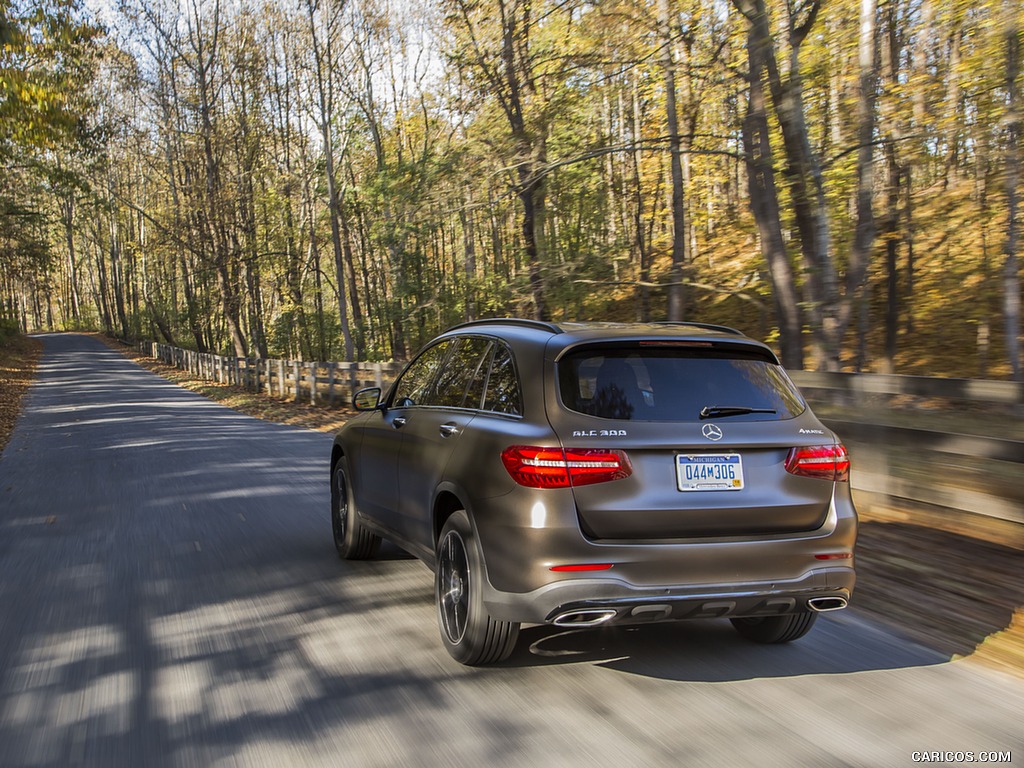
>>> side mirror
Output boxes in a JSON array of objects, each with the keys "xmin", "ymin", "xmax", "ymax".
[{"xmin": 353, "ymin": 387, "xmax": 383, "ymax": 411}]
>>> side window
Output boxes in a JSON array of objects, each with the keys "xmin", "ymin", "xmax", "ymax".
[
  {"xmin": 431, "ymin": 337, "xmax": 493, "ymax": 408},
  {"xmin": 483, "ymin": 343, "xmax": 522, "ymax": 416},
  {"xmin": 391, "ymin": 341, "xmax": 451, "ymax": 407},
  {"xmin": 464, "ymin": 344, "xmax": 493, "ymax": 410}
]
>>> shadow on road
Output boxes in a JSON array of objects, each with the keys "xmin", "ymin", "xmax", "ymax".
[{"xmin": 503, "ymin": 611, "xmax": 947, "ymax": 680}]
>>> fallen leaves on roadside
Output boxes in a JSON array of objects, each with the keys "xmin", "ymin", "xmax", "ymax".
[{"xmin": 0, "ymin": 334, "xmax": 43, "ymax": 454}]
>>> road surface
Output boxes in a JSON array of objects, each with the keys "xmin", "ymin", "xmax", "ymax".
[{"xmin": 0, "ymin": 334, "xmax": 1020, "ymax": 767}]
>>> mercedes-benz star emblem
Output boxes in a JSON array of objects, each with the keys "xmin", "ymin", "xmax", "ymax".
[{"xmin": 702, "ymin": 423, "xmax": 724, "ymax": 441}]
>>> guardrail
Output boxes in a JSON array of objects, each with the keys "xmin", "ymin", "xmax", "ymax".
[
  {"xmin": 139, "ymin": 341, "xmax": 1022, "ymax": 527},
  {"xmin": 789, "ymin": 371, "xmax": 1023, "ymax": 527},
  {"xmin": 789, "ymin": 370, "xmax": 1024, "ymax": 408}
]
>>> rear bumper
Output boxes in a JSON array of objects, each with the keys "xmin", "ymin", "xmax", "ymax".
[
  {"xmin": 466, "ymin": 471, "xmax": 857, "ymax": 625},
  {"xmin": 472, "ymin": 478, "xmax": 857, "ymax": 593},
  {"xmin": 482, "ymin": 565, "xmax": 855, "ymax": 625}
]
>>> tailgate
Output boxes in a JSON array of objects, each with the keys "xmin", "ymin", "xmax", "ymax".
[{"xmin": 555, "ymin": 421, "xmax": 835, "ymax": 540}]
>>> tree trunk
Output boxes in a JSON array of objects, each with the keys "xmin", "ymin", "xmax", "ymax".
[
  {"xmin": 503, "ymin": 0, "xmax": 547, "ymax": 322},
  {"xmin": 631, "ymin": 73, "xmax": 653, "ymax": 322},
  {"xmin": 147, "ymin": 298, "xmax": 178, "ymax": 346},
  {"xmin": 93, "ymin": 231, "xmax": 113, "ymax": 333},
  {"xmin": 1003, "ymin": 26, "xmax": 1022, "ymax": 381},
  {"xmin": 660, "ymin": 0, "xmax": 688, "ymax": 321},
  {"xmin": 883, "ymin": 153, "xmax": 901, "ymax": 372},
  {"xmin": 339, "ymin": 204, "xmax": 365, "ymax": 358},
  {"xmin": 835, "ymin": 0, "xmax": 879, "ymax": 345},
  {"xmin": 517, "ymin": 161, "xmax": 547, "ymax": 321},
  {"xmin": 325, "ymin": 151, "xmax": 354, "ymax": 361},
  {"xmin": 880, "ymin": 0, "xmax": 903, "ymax": 373},
  {"xmin": 460, "ymin": 205, "xmax": 477, "ymax": 320},
  {"xmin": 740, "ymin": 8, "xmax": 803, "ymax": 369},
  {"xmin": 108, "ymin": 210, "xmax": 130, "ymax": 340},
  {"xmin": 60, "ymin": 194, "xmax": 81, "ymax": 322}
]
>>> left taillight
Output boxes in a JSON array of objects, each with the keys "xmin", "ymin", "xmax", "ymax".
[
  {"xmin": 785, "ymin": 444, "xmax": 850, "ymax": 482},
  {"xmin": 501, "ymin": 445, "xmax": 632, "ymax": 488}
]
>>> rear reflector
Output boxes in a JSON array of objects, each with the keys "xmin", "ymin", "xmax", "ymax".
[
  {"xmin": 550, "ymin": 563, "xmax": 615, "ymax": 572},
  {"xmin": 814, "ymin": 553, "xmax": 852, "ymax": 560},
  {"xmin": 501, "ymin": 446, "xmax": 632, "ymax": 488},
  {"xmin": 785, "ymin": 444, "xmax": 850, "ymax": 482}
]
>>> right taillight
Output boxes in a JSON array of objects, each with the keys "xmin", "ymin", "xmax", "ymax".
[
  {"xmin": 501, "ymin": 445, "xmax": 632, "ymax": 488},
  {"xmin": 785, "ymin": 444, "xmax": 850, "ymax": 482}
]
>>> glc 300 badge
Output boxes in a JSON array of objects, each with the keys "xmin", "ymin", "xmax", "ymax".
[{"xmin": 702, "ymin": 423, "xmax": 723, "ymax": 441}]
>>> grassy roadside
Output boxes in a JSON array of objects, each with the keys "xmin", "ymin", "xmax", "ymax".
[{"xmin": 7, "ymin": 333, "xmax": 1023, "ymax": 677}]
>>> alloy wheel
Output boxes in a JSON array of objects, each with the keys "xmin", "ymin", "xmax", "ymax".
[{"xmin": 438, "ymin": 530, "xmax": 470, "ymax": 644}]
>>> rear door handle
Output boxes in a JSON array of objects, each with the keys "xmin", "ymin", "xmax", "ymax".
[
  {"xmin": 439, "ymin": 422, "xmax": 459, "ymax": 438},
  {"xmin": 392, "ymin": 417, "xmax": 407, "ymax": 429}
]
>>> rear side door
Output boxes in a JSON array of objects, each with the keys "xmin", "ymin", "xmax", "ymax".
[
  {"xmin": 395, "ymin": 336, "xmax": 494, "ymax": 551},
  {"xmin": 548, "ymin": 344, "xmax": 838, "ymax": 540}
]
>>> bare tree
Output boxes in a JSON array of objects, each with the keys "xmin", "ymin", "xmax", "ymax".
[
  {"xmin": 445, "ymin": 0, "xmax": 550, "ymax": 320},
  {"xmin": 305, "ymin": 0, "xmax": 356, "ymax": 360}
]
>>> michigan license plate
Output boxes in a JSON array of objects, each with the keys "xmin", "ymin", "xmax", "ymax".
[{"xmin": 676, "ymin": 454, "xmax": 744, "ymax": 491}]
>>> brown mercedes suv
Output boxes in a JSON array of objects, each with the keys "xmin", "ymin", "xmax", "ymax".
[{"xmin": 330, "ymin": 319, "xmax": 856, "ymax": 664}]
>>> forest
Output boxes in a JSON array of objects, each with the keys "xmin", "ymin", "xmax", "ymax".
[{"xmin": 1, "ymin": 0, "xmax": 1021, "ymax": 378}]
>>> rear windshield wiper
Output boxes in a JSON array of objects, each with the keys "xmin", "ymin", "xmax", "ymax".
[{"xmin": 699, "ymin": 405, "xmax": 778, "ymax": 420}]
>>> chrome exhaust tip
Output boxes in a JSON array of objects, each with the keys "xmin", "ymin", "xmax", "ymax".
[
  {"xmin": 551, "ymin": 609, "xmax": 618, "ymax": 627},
  {"xmin": 808, "ymin": 596, "xmax": 848, "ymax": 612}
]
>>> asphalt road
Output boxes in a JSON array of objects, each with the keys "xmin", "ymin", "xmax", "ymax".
[{"xmin": 0, "ymin": 333, "xmax": 1020, "ymax": 768}]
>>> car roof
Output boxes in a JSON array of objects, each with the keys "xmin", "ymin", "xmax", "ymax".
[
  {"xmin": 440, "ymin": 318, "xmax": 780, "ymax": 363},
  {"xmin": 445, "ymin": 318, "xmax": 744, "ymax": 336}
]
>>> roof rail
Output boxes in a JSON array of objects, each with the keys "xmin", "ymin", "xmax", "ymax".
[
  {"xmin": 445, "ymin": 317, "xmax": 563, "ymax": 334},
  {"xmin": 651, "ymin": 321, "xmax": 745, "ymax": 336}
]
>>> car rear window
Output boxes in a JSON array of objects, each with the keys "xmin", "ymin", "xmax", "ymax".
[{"xmin": 558, "ymin": 347, "xmax": 805, "ymax": 421}]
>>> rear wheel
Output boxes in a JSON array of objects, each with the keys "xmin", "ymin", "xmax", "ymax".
[
  {"xmin": 730, "ymin": 612, "xmax": 818, "ymax": 644},
  {"xmin": 436, "ymin": 510, "xmax": 519, "ymax": 665},
  {"xmin": 331, "ymin": 461, "xmax": 380, "ymax": 560}
]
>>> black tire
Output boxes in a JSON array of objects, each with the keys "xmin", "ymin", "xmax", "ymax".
[
  {"xmin": 331, "ymin": 460, "xmax": 381, "ymax": 560},
  {"xmin": 435, "ymin": 510, "xmax": 520, "ymax": 665},
  {"xmin": 730, "ymin": 612, "xmax": 818, "ymax": 644}
]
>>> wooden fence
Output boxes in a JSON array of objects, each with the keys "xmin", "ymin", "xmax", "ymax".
[{"xmin": 143, "ymin": 342, "xmax": 403, "ymax": 406}]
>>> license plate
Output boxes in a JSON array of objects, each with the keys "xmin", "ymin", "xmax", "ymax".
[{"xmin": 676, "ymin": 454, "xmax": 744, "ymax": 491}]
